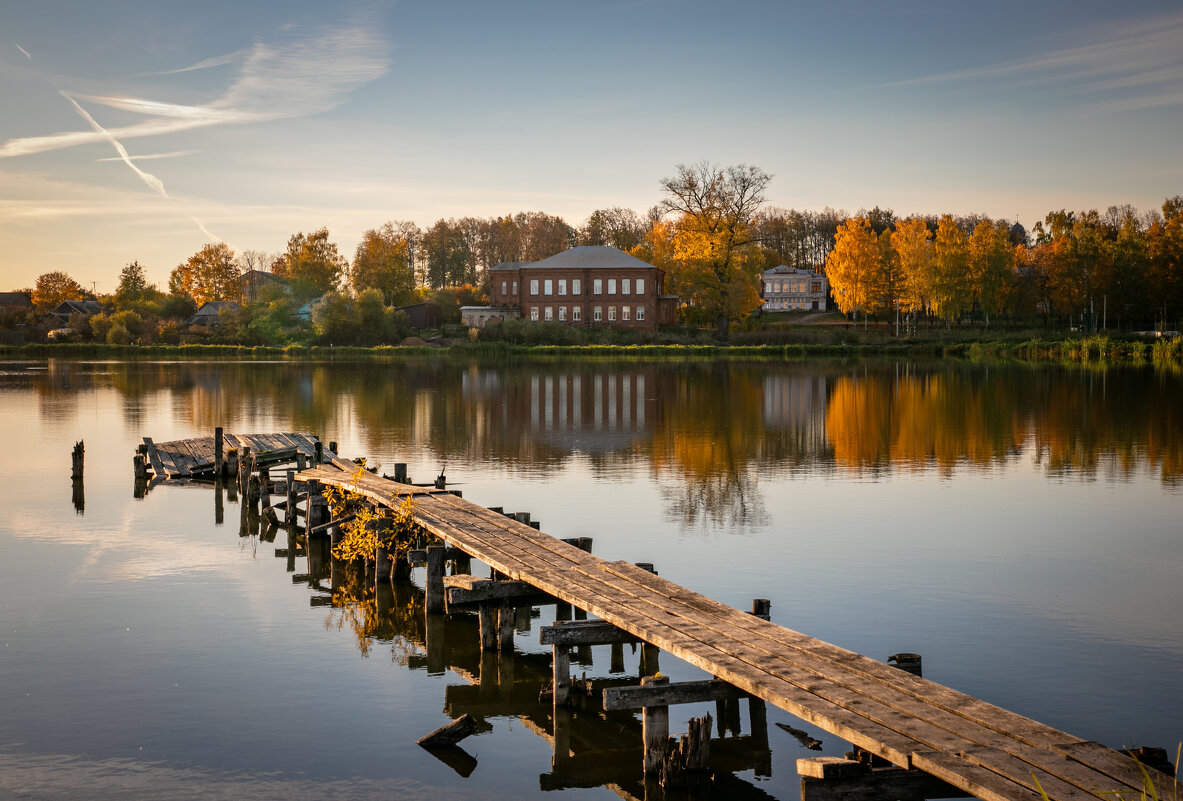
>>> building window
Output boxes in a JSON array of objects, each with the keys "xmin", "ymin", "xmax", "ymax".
[
  {"xmin": 636, "ymin": 278, "xmax": 645, "ymax": 295},
  {"xmin": 608, "ymin": 278, "xmax": 617, "ymax": 295},
  {"xmin": 572, "ymin": 279, "xmax": 581, "ymax": 295},
  {"xmin": 608, "ymin": 306, "xmax": 616, "ymax": 321},
  {"xmin": 572, "ymin": 306, "xmax": 581, "ymax": 322},
  {"xmin": 558, "ymin": 306, "xmax": 567, "ymax": 321},
  {"xmin": 544, "ymin": 306, "xmax": 553, "ymax": 321},
  {"xmin": 593, "ymin": 306, "xmax": 602, "ymax": 322},
  {"xmin": 811, "ymin": 281, "xmax": 822, "ymax": 294},
  {"xmin": 544, "ymin": 279, "xmax": 553, "ymax": 295},
  {"xmin": 512, "ymin": 280, "xmax": 517, "ymax": 295},
  {"xmin": 593, "ymin": 278, "xmax": 602, "ymax": 295},
  {"xmin": 622, "ymin": 305, "xmax": 631, "ymax": 321},
  {"xmin": 530, "ymin": 306, "xmax": 539, "ymax": 321},
  {"xmin": 530, "ymin": 280, "xmax": 539, "ymax": 296},
  {"xmin": 636, "ymin": 305, "xmax": 645, "ymax": 321},
  {"xmin": 501, "ymin": 280, "xmax": 507, "ymax": 296},
  {"xmin": 622, "ymin": 278, "xmax": 631, "ymax": 295},
  {"xmin": 558, "ymin": 279, "xmax": 566, "ymax": 295}
]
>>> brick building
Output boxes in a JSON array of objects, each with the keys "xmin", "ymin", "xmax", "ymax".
[{"xmin": 485, "ymin": 246, "xmax": 678, "ymax": 330}]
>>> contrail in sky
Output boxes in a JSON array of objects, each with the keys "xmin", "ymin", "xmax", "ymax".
[
  {"xmin": 60, "ymin": 91, "xmax": 169, "ymax": 197},
  {"xmin": 14, "ymin": 42, "xmax": 32, "ymax": 61},
  {"xmin": 60, "ymin": 92, "xmax": 222, "ymax": 243}
]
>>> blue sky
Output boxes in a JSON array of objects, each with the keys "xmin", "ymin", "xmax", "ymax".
[{"xmin": 2, "ymin": 0, "xmax": 1181, "ymax": 291}]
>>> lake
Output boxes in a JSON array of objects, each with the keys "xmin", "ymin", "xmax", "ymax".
[{"xmin": 1, "ymin": 355, "xmax": 1180, "ymax": 800}]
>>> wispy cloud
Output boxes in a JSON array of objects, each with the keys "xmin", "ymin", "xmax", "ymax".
[
  {"xmin": 14, "ymin": 41, "xmax": 32, "ymax": 61},
  {"xmin": 0, "ymin": 23, "xmax": 390, "ymax": 159},
  {"xmin": 883, "ymin": 9, "xmax": 1183, "ymax": 110},
  {"xmin": 97, "ymin": 150, "xmax": 198, "ymax": 163},
  {"xmin": 150, "ymin": 50, "xmax": 244, "ymax": 75}
]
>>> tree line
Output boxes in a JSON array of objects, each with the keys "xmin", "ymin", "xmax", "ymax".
[
  {"xmin": 7, "ymin": 162, "xmax": 1182, "ymax": 344},
  {"xmin": 824, "ymin": 201, "xmax": 1183, "ymax": 331}
]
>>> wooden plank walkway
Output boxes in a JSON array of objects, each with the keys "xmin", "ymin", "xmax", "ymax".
[
  {"xmin": 143, "ymin": 432, "xmax": 324, "ymax": 479},
  {"xmin": 301, "ymin": 461, "xmax": 1171, "ymax": 801}
]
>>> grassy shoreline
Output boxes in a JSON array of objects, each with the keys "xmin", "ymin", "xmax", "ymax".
[{"xmin": 2, "ymin": 333, "xmax": 1180, "ymax": 365}]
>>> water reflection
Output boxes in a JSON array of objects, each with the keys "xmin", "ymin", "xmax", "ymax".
[{"xmin": 11, "ymin": 358, "xmax": 1183, "ymax": 534}]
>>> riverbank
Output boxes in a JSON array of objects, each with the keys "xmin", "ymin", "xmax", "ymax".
[{"xmin": 2, "ymin": 332, "xmax": 1181, "ymax": 364}]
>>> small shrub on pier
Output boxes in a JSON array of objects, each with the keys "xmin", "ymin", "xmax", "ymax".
[{"xmin": 325, "ymin": 464, "xmax": 422, "ymax": 567}]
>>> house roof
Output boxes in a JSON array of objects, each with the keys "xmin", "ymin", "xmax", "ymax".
[
  {"xmin": 491, "ymin": 246, "xmax": 659, "ymax": 271},
  {"xmin": 185, "ymin": 300, "xmax": 241, "ymax": 326},
  {"xmin": 51, "ymin": 300, "xmax": 102, "ymax": 316},
  {"xmin": 0, "ymin": 291, "xmax": 33, "ymax": 308},
  {"xmin": 763, "ymin": 265, "xmax": 823, "ymax": 277}
]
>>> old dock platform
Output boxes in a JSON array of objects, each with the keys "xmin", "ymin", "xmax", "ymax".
[{"xmin": 138, "ymin": 431, "xmax": 1175, "ymax": 801}]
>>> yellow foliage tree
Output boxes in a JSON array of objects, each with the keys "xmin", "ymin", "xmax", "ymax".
[
  {"xmin": 891, "ymin": 217, "xmax": 932, "ymax": 317},
  {"xmin": 931, "ymin": 215, "xmax": 971, "ymax": 323},
  {"xmin": 825, "ymin": 217, "xmax": 879, "ymax": 323},
  {"xmin": 32, "ymin": 271, "xmax": 86, "ymax": 311}
]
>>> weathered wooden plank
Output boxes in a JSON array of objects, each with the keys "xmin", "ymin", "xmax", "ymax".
[
  {"xmin": 1056, "ymin": 741, "xmax": 1179, "ymax": 798},
  {"xmin": 956, "ymin": 747, "xmax": 1112, "ymax": 801},
  {"xmin": 443, "ymin": 577, "xmax": 557, "ymax": 606},
  {"xmin": 912, "ymin": 750, "xmax": 1060, "ymax": 801},
  {"xmin": 799, "ymin": 765, "xmax": 970, "ymax": 801},
  {"xmin": 602, "ymin": 679, "xmax": 743, "ymax": 711},
  {"xmin": 540, "ymin": 620, "xmax": 639, "ymax": 646},
  {"xmin": 142, "ymin": 437, "xmax": 167, "ymax": 477}
]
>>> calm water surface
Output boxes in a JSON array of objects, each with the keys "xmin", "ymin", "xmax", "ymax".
[{"xmin": 1, "ymin": 356, "xmax": 1180, "ymax": 800}]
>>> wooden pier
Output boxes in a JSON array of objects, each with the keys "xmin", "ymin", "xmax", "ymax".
[{"xmin": 137, "ymin": 432, "xmax": 1176, "ymax": 801}]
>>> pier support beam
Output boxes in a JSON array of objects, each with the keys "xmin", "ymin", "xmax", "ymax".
[
  {"xmin": 425, "ymin": 545, "xmax": 446, "ymax": 614},
  {"xmin": 641, "ymin": 675, "xmax": 669, "ymax": 776}
]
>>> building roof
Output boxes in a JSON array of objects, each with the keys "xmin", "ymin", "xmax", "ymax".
[
  {"xmin": 185, "ymin": 300, "xmax": 241, "ymax": 326},
  {"xmin": 50, "ymin": 300, "xmax": 102, "ymax": 316},
  {"xmin": 492, "ymin": 246, "xmax": 659, "ymax": 272},
  {"xmin": 763, "ymin": 265, "xmax": 823, "ymax": 277},
  {"xmin": 0, "ymin": 291, "xmax": 33, "ymax": 308}
]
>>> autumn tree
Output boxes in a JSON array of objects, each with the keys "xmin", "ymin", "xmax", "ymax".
[
  {"xmin": 824, "ymin": 217, "xmax": 879, "ymax": 323},
  {"xmin": 891, "ymin": 217, "xmax": 933, "ymax": 318},
  {"xmin": 1148, "ymin": 196, "xmax": 1183, "ymax": 329},
  {"xmin": 579, "ymin": 207, "xmax": 646, "ymax": 251},
  {"xmin": 421, "ymin": 219, "xmax": 471, "ymax": 289},
  {"xmin": 968, "ymin": 220, "xmax": 1014, "ymax": 325},
  {"xmin": 352, "ymin": 221, "xmax": 418, "ymax": 306},
  {"xmin": 273, "ymin": 228, "xmax": 346, "ymax": 299},
  {"xmin": 930, "ymin": 215, "xmax": 971, "ymax": 324},
  {"xmin": 170, "ymin": 242, "xmax": 240, "ymax": 305},
  {"xmin": 32, "ymin": 271, "xmax": 86, "ymax": 311},
  {"xmin": 658, "ymin": 162, "xmax": 772, "ymax": 335},
  {"xmin": 115, "ymin": 261, "xmax": 152, "ymax": 305}
]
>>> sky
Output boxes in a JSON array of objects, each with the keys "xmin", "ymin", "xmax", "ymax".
[{"xmin": 2, "ymin": 0, "xmax": 1181, "ymax": 292}]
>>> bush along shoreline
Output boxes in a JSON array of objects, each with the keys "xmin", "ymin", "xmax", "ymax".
[{"xmin": 1, "ymin": 332, "xmax": 1181, "ymax": 365}]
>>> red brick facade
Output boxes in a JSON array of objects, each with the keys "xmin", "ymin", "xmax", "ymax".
[{"xmin": 489, "ymin": 246, "xmax": 677, "ymax": 331}]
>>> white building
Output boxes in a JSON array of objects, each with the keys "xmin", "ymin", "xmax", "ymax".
[{"xmin": 761, "ymin": 266, "xmax": 827, "ymax": 312}]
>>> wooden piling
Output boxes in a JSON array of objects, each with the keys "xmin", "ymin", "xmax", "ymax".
[
  {"xmin": 478, "ymin": 603, "xmax": 498, "ymax": 651},
  {"xmin": 394, "ymin": 463, "xmax": 408, "ymax": 483},
  {"xmin": 314, "ymin": 440, "xmax": 323, "ymax": 464},
  {"xmin": 641, "ymin": 675, "xmax": 670, "ymax": 776},
  {"xmin": 749, "ymin": 598, "xmax": 770, "ymax": 744},
  {"xmin": 71, "ymin": 440, "xmax": 84, "ymax": 479},
  {"xmin": 425, "ymin": 545, "xmax": 446, "ymax": 614},
  {"xmin": 214, "ymin": 427, "xmax": 224, "ymax": 476},
  {"xmin": 553, "ymin": 644, "xmax": 571, "ymax": 707},
  {"xmin": 328, "ymin": 440, "xmax": 337, "ymax": 455},
  {"xmin": 498, "ymin": 598, "xmax": 514, "ymax": 651}
]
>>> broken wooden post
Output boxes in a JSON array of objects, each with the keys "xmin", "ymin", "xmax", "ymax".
[
  {"xmin": 285, "ymin": 469, "xmax": 296, "ymax": 530},
  {"xmin": 661, "ymin": 712, "xmax": 712, "ymax": 790},
  {"xmin": 214, "ymin": 427, "xmax": 224, "ymax": 476},
  {"xmin": 71, "ymin": 475, "xmax": 84, "ymax": 513},
  {"xmin": 425, "ymin": 545, "xmax": 445, "ymax": 614},
  {"xmin": 314, "ymin": 439, "xmax": 323, "ymax": 464},
  {"xmin": 887, "ymin": 652, "xmax": 922, "ymax": 677},
  {"xmin": 239, "ymin": 446, "xmax": 251, "ymax": 492},
  {"xmin": 328, "ymin": 440, "xmax": 337, "ymax": 455},
  {"xmin": 752, "ymin": 598, "xmax": 771, "ymax": 620},
  {"xmin": 434, "ymin": 473, "xmax": 446, "ymax": 489},
  {"xmin": 296, "ymin": 452, "xmax": 306, "ymax": 470},
  {"xmin": 214, "ymin": 479, "xmax": 224, "ymax": 526},
  {"xmin": 641, "ymin": 675, "xmax": 670, "ymax": 776},
  {"xmin": 71, "ymin": 440, "xmax": 84, "ymax": 479},
  {"xmin": 394, "ymin": 463, "xmax": 408, "ymax": 483},
  {"xmin": 417, "ymin": 714, "xmax": 476, "ymax": 747}
]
